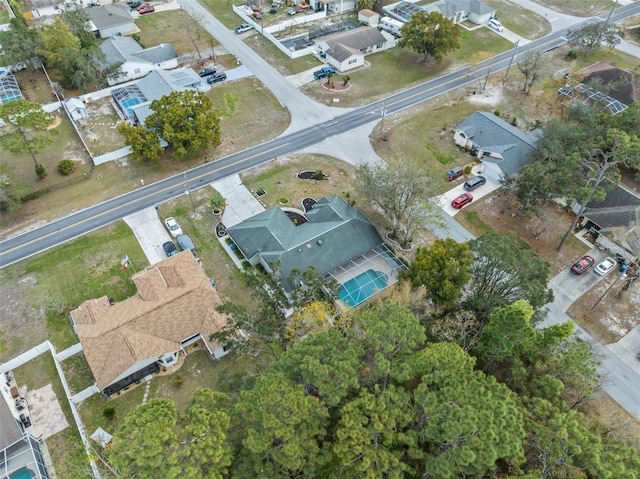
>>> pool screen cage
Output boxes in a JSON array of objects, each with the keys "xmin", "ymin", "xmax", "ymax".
[
  {"xmin": 0, "ymin": 73, "xmax": 22, "ymax": 104},
  {"xmin": 325, "ymin": 244, "xmax": 407, "ymax": 307},
  {"xmin": 112, "ymin": 84, "xmax": 147, "ymax": 121},
  {"xmin": 309, "ymin": 20, "xmax": 360, "ymax": 41},
  {"xmin": 390, "ymin": 1, "xmax": 423, "ymax": 20}
]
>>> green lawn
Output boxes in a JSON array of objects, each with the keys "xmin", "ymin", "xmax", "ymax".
[
  {"xmin": 200, "ymin": 0, "xmax": 243, "ymax": 28},
  {"xmin": 0, "ymin": 222, "xmax": 146, "ymax": 357},
  {"xmin": 301, "ymin": 28, "xmax": 513, "ymax": 107},
  {"xmin": 484, "ymin": 0, "xmax": 551, "ymax": 39},
  {"xmin": 532, "ymin": 0, "xmax": 617, "ymax": 16},
  {"xmin": 135, "ymin": 9, "xmax": 216, "ymax": 56}
]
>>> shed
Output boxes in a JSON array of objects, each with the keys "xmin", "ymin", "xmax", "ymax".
[{"xmin": 65, "ymin": 98, "xmax": 88, "ymax": 121}]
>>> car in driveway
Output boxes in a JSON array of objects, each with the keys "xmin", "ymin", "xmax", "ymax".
[
  {"xmin": 313, "ymin": 66, "xmax": 336, "ymax": 79},
  {"xmin": 197, "ymin": 67, "xmax": 216, "ymax": 78},
  {"xmin": 163, "ymin": 241, "xmax": 178, "ymax": 257},
  {"xmin": 137, "ymin": 4, "xmax": 154, "ymax": 13},
  {"xmin": 571, "ymin": 255, "xmax": 595, "ymax": 274},
  {"xmin": 234, "ymin": 23, "xmax": 254, "ymax": 34},
  {"xmin": 287, "ymin": 7, "xmax": 297, "ymax": 15},
  {"xmin": 594, "ymin": 257, "xmax": 617, "ymax": 276},
  {"xmin": 451, "ymin": 192, "xmax": 473, "ymax": 209},
  {"xmin": 164, "ymin": 217, "xmax": 182, "ymax": 237},
  {"xmin": 207, "ymin": 72, "xmax": 227, "ymax": 84},
  {"xmin": 463, "ymin": 175, "xmax": 486, "ymax": 191}
]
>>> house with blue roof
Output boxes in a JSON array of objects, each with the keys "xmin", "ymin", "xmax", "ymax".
[
  {"xmin": 227, "ymin": 195, "xmax": 406, "ymax": 308},
  {"xmin": 100, "ymin": 36, "xmax": 178, "ymax": 86},
  {"xmin": 453, "ymin": 111, "xmax": 541, "ymax": 181}
]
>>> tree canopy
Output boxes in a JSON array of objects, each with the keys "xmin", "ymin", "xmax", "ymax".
[
  {"xmin": 0, "ymin": 16, "xmax": 42, "ymax": 69},
  {"xmin": 398, "ymin": 11, "xmax": 460, "ymax": 63},
  {"xmin": 567, "ymin": 21, "xmax": 622, "ymax": 57},
  {"xmin": 466, "ymin": 231, "xmax": 553, "ymax": 318},
  {"xmin": 355, "ymin": 160, "xmax": 440, "ymax": 248},
  {"xmin": 145, "ymin": 90, "xmax": 221, "ymax": 159}
]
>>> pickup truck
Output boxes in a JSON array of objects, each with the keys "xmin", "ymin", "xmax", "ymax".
[{"xmin": 313, "ymin": 66, "xmax": 336, "ymax": 79}]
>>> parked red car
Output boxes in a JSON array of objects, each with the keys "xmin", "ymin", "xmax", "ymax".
[
  {"xmin": 570, "ymin": 255, "xmax": 595, "ymax": 274},
  {"xmin": 451, "ymin": 192, "xmax": 473, "ymax": 209},
  {"xmin": 137, "ymin": 3, "xmax": 154, "ymax": 13}
]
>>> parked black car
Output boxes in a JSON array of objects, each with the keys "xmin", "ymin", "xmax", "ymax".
[
  {"xmin": 163, "ymin": 241, "xmax": 178, "ymax": 257},
  {"xmin": 463, "ymin": 175, "xmax": 486, "ymax": 191},
  {"xmin": 207, "ymin": 72, "xmax": 227, "ymax": 84},
  {"xmin": 197, "ymin": 67, "xmax": 217, "ymax": 77},
  {"xmin": 126, "ymin": 0, "xmax": 142, "ymax": 7}
]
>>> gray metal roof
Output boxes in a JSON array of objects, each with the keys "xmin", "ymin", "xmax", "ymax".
[
  {"xmin": 86, "ymin": 3, "xmax": 133, "ymax": 29},
  {"xmin": 455, "ymin": 112, "xmax": 539, "ymax": 176},
  {"xmin": 228, "ymin": 195, "xmax": 384, "ymax": 291}
]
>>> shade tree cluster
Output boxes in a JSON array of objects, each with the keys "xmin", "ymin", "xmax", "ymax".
[{"xmin": 106, "ymin": 301, "xmax": 639, "ymax": 478}]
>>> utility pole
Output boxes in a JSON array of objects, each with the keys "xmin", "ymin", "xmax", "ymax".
[
  {"xmin": 377, "ymin": 98, "xmax": 387, "ymax": 139},
  {"xmin": 184, "ymin": 172, "xmax": 196, "ymax": 215},
  {"xmin": 604, "ymin": 0, "xmax": 620, "ymax": 25},
  {"xmin": 590, "ymin": 271, "xmax": 627, "ymax": 310},
  {"xmin": 502, "ymin": 40, "xmax": 519, "ymax": 86}
]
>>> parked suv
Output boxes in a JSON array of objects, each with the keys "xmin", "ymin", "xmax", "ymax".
[
  {"xmin": 463, "ymin": 175, "xmax": 486, "ymax": 191},
  {"xmin": 313, "ymin": 66, "xmax": 336, "ymax": 79}
]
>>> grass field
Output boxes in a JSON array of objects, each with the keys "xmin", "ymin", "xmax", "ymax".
[
  {"xmin": 484, "ymin": 0, "xmax": 552, "ymax": 39},
  {"xmin": 0, "ymin": 222, "xmax": 146, "ymax": 359},
  {"xmin": 300, "ymin": 27, "xmax": 513, "ymax": 107},
  {"xmin": 533, "ymin": 0, "xmax": 617, "ymax": 16},
  {"xmin": 244, "ymin": 34, "xmax": 322, "ymax": 75},
  {"xmin": 201, "ymin": 0, "xmax": 243, "ymax": 28},
  {"xmin": 135, "ymin": 9, "xmax": 216, "ymax": 57}
]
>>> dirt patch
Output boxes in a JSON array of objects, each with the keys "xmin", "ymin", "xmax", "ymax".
[
  {"xmin": 78, "ymin": 96, "xmax": 126, "ymax": 156},
  {"xmin": 456, "ymin": 194, "xmax": 589, "ymax": 276},
  {"xmin": 0, "ymin": 274, "xmax": 48, "ymax": 361}
]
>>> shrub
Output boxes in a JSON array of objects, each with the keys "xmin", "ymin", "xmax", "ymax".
[
  {"xmin": 35, "ymin": 163, "xmax": 47, "ymax": 179},
  {"xmin": 102, "ymin": 406, "xmax": 116, "ymax": 421},
  {"xmin": 565, "ymin": 50, "xmax": 578, "ymax": 60},
  {"xmin": 57, "ymin": 159, "xmax": 76, "ymax": 176},
  {"xmin": 210, "ymin": 193, "xmax": 226, "ymax": 211},
  {"xmin": 493, "ymin": 109, "xmax": 501, "ymax": 117},
  {"xmin": 172, "ymin": 375, "xmax": 184, "ymax": 387},
  {"xmin": 279, "ymin": 197, "xmax": 289, "ymax": 205},
  {"xmin": 464, "ymin": 166, "xmax": 472, "ymax": 175},
  {"xmin": 311, "ymin": 170, "xmax": 326, "ymax": 180}
]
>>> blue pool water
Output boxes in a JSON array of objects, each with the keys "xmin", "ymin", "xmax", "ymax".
[
  {"xmin": 338, "ymin": 269, "xmax": 388, "ymax": 307},
  {"xmin": 9, "ymin": 467, "xmax": 35, "ymax": 479},
  {"xmin": 120, "ymin": 97, "xmax": 141, "ymax": 115}
]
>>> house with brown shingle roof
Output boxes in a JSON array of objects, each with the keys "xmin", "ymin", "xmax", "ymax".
[
  {"xmin": 70, "ymin": 251, "xmax": 229, "ymax": 396},
  {"xmin": 315, "ymin": 27, "xmax": 394, "ymax": 72}
]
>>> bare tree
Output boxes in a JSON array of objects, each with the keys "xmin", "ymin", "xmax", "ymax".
[{"xmin": 517, "ymin": 49, "xmax": 542, "ymax": 94}]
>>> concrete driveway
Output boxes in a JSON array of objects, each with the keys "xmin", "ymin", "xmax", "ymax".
[
  {"xmin": 547, "ymin": 248, "xmax": 610, "ymax": 312},
  {"xmin": 123, "ymin": 207, "xmax": 174, "ymax": 265},
  {"xmin": 433, "ymin": 165, "xmax": 501, "ymax": 217}
]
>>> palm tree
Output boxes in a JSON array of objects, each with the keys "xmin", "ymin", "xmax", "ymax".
[{"xmin": 210, "ymin": 193, "xmax": 226, "ymax": 214}]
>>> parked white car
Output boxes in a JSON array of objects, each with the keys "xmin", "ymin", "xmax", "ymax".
[
  {"xmin": 164, "ymin": 217, "xmax": 182, "ymax": 238},
  {"xmin": 594, "ymin": 257, "xmax": 617, "ymax": 276}
]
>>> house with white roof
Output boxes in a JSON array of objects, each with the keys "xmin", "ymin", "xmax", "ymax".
[
  {"xmin": 100, "ymin": 35, "xmax": 178, "ymax": 85},
  {"xmin": 384, "ymin": 0, "xmax": 495, "ymax": 26}
]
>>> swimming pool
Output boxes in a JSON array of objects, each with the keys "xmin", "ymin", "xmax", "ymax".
[
  {"xmin": 120, "ymin": 97, "xmax": 141, "ymax": 115},
  {"xmin": 9, "ymin": 467, "xmax": 35, "ymax": 479},
  {"xmin": 338, "ymin": 269, "xmax": 388, "ymax": 307}
]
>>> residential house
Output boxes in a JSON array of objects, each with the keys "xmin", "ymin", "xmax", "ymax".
[
  {"xmin": 0, "ymin": 384, "xmax": 49, "ymax": 478},
  {"xmin": 300, "ymin": 0, "xmax": 356, "ymax": 14},
  {"xmin": 100, "ymin": 35, "xmax": 178, "ymax": 86},
  {"xmin": 384, "ymin": 0, "xmax": 495, "ymax": 25},
  {"xmin": 111, "ymin": 67, "xmax": 205, "ymax": 124},
  {"xmin": 227, "ymin": 195, "xmax": 406, "ymax": 307},
  {"xmin": 453, "ymin": 111, "xmax": 541, "ymax": 181},
  {"xmin": 86, "ymin": 3, "xmax": 135, "ymax": 38},
  {"xmin": 64, "ymin": 97, "xmax": 87, "ymax": 121},
  {"xmin": 0, "ymin": 72, "xmax": 22, "ymax": 104},
  {"xmin": 70, "ymin": 251, "xmax": 229, "ymax": 396},
  {"xmin": 581, "ymin": 184, "xmax": 640, "ymax": 258},
  {"xmin": 557, "ymin": 61, "xmax": 637, "ymax": 115},
  {"xmin": 316, "ymin": 27, "xmax": 393, "ymax": 72}
]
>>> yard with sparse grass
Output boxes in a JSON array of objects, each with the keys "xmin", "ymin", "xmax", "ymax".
[
  {"xmin": 244, "ymin": 34, "xmax": 322, "ymax": 75},
  {"xmin": 0, "ymin": 222, "xmax": 145, "ymax": 360},
  {"xmin": 135, "ymin": 9, "xmax": 216, "ymax": 58},
  {"xmin": 484, "ymin": 0, "xmax": 551, "ymax": 39},
  {"xmin": 201, "ymin": 0, "xmax": 244, "ymax": 28},
  {"xmin": 300, "ymin": 28, "xmax": 513, "ymax": 107},
  {"xmin": 533, "ymin": 0, "xmax": 618, "ymax": 16}
]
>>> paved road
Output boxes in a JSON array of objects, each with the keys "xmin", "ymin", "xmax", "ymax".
[{"xmin": 3, "ymin": 1, "xmax": 640, "ymax": 267}]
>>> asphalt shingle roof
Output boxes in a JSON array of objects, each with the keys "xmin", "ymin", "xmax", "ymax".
[
  {"xmin": 71, "ymin": 252, "xmax": 228, "ymax": 391},
  {"xmin": 455, "ymin": 111, "xmax": 540, "ymax": 176},
  {"xmin": 86, "ymin": 3, "xmax": 133, "ymax": 29},
  {"xmin": 228, "ymin": 195, "xmax": 384, "ymax": 291},
  {"xmin": 100, "ymin": 36, "xmax": 177, "ymax": 66}
]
